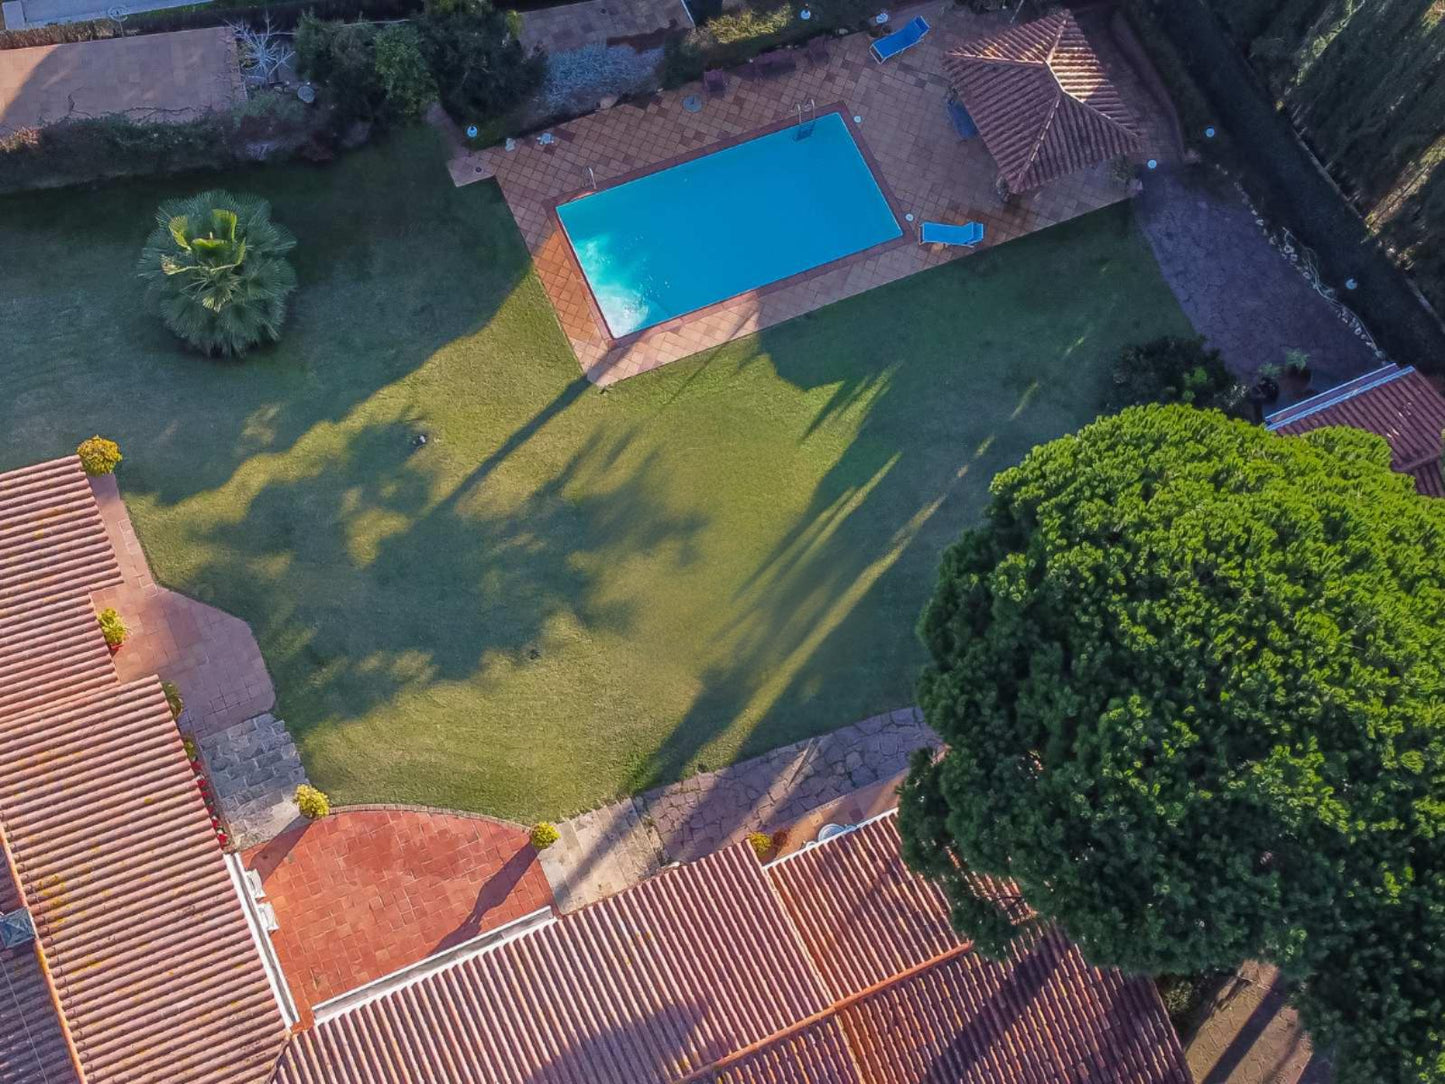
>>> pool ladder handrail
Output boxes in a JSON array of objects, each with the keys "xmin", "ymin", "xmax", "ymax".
[
  {"xmin": 795, "ymin": 98, "xmax": 816, "ymax": 136},
  {"xmin": 587, "ymin": 166, "xmax": 597, "ymax": 189}
]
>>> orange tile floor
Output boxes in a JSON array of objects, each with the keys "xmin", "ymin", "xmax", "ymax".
[{"xmin": 245, "ymin": 808, "xmax": 554, "ymax": 1013}]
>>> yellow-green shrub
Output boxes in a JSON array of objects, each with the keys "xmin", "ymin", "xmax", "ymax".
[
  {"xmin": 296, "ymin": 784, "xmax": 331, "ymax": 819},
  {"xmin": 96, "ymin": 607, "xmax": 127, "ymax": 646},
  {"xmin": 76, "ymin": 435, "xmax": 122, "ymax": 475},
  {"xmin": 530, "ymin": 822, "xmax": 560, "ymax": 850}
]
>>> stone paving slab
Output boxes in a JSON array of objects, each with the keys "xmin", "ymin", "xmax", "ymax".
[
  {"xmin": 1184, "ymin": 962, "xmax": 1329, "ymax": 1084},
  {"xmin": 199, "ymin": 711, "xmax": 308, "ymax": 849},
  {"xmin": 540, "ymin": 706, "xmax": 938, "ymax": 911}
]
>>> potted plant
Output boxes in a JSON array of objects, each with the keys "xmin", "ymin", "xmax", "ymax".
[
  {"xmin": 1284, "ymin": 349, "xmax": 1312, "ymax": 389},
  {"xmin": 97, "ymin": 608, "xmax": 128, "ymax": 653},
  {"xmin": 1249, "ymin": 362, "xmax": 1282, "ymax": 407}
]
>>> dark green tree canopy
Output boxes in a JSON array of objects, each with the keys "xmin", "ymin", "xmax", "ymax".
[{"xmin": 900, "ymin": 405, "xmax": 1445, "ymax": 1083}]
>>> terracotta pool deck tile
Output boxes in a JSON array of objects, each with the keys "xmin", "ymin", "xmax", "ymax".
[
  {"xmin": 456, "ymin": 3, "xmax": 1173, "ymax": 383},
  {"xmin": 245, "ymin": 808, "xmax": 554, "ymax": 1015}
]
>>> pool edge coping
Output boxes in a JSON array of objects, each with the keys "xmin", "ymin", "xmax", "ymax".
[{"xmin": 544, "ymin": 102, "xmax": 915, "ymax": 362}]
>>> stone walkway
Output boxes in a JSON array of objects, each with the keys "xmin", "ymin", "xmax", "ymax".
[
  {"xmin": 245, "ymin": 808, "xmax": 553, "ymax": 1018},
  {"xmin": 199, "ymin": 712, "xmax": 309, "ymax": 849},
  {"xmin": 1137, "ymin": 165, "xmax": 1382, "ymax": 397},
  {"xmin": 89, "ymin": 473, "xmax": 276, "ymax": 741},
  {"xmin": 458, "ymin": 3, "xmax": 1175, "ymax": 384},
  {"xmin": 1184, "ymin": 962, "xmax": 1329, "ymax": 1084},
  {"xmin": 539, "ymin": 706, "xmax": 937, "ymax": 911}
]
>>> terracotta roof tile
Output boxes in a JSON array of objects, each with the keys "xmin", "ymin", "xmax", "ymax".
[
  {"xmin": 839, "ymin": 933, "xmax": 1190, "ymax": 1084},
  {"xmin": 943, "ymin": 11, "xmax": 1139, "ymax": 191},
  {"xmin": 0, "ymin": 862, "xmax": 81, "ymax": 1084},
  {"xmin": 1268, "ymin": 364, "xmax": 1445, "ymax": 496},
  {"xmin": 0, "ymin": 595, "xmax": 116, "ymax": 723},
  {"xmin": 706, "ymin": 1019, "xmax": 862, "ymax": 1084},
  {"xmin": 273, "ymin": 845, "xmax": 830, "ymax": 1084},
  {"xmin": 0, "ymin": 678, "xmax": 287, "ymax": 1084},
  {"xmin": 0, "ymin": 457, "xmax": 122, "ymax": 613}
]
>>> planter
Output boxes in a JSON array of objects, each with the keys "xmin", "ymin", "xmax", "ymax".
[{"xmin": 107, "ymin": 642, "xmax": 122, "ymax": 655}]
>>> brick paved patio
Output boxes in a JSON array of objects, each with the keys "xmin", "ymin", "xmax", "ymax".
[
  {"xmin": 455, "ymin": 3, "xmax": 1175, "ymax": 384},
  {"xmin": 89, "ymin": 474, "xmax": 275, "ymax": 741},
  {"xmin": 245, "ymin": 808, "xmax": 553, "ymax": 1016}
]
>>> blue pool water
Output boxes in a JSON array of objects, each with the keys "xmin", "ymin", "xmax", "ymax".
[{"xmin": 557, "ymin": 112, "xmax": 902, "ymax": 337}]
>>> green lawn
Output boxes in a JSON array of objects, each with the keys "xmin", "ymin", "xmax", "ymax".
[{"xmin": 0, "ymin": 129, "xmax": 1193, "ymax": 820}]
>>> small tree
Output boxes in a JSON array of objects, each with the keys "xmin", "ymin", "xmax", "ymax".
[
  {"xmin": 137, "ymin": 190, "xmax": 297, "ymax": 357},
  {"xmin": 418, "ymin": 0, "xmax": 545, "ymax": 124},
  {"xmin": 900, "ymin": 405, "xmax": 1445, "ymax": 1084},
  {"xmin": 374, "ymin": 24, "xmax": 437, "ymax": 121}
]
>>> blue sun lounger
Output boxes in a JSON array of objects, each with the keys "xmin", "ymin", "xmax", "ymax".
[
  {"xmin": 919, "ymin": 221, "xmax": 985, "ymax": 246},
  {"xmin": 870, "ymin": 15, "xmax": 930, "ymax": 63}
]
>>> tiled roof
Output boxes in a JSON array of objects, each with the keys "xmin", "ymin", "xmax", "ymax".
[
  {"xmin": 0, "ymin": 456, "xmax": 122, "ymax": 614},
  {"xmin": 0, "ymin": 678, "xmax": 288, "ymax": 1084},
  {"xmin": 273, "ymin": 812, "xmax": 1188, "ymax": 1084},
  {"xmin": 943, "ymin": 11, "xmax": 1140, "ymax": 191},
  {"xmin": 0, "ymin": 862, "xmax": 81, "ymax": 1084},
  {"xmin": 839, "ymin": 931, "xmax": 1189, "ymax": 1084},
  {"xmin": 0, "ymin": 595, "xmax": 116, "ymax": 722},
  {"xmin": 1267, "ymin": 364, "xmax": 1445, "ymax": 496},
  {"xmin": 272, "ymin": 844, "xmax": 831, "ymax": 1084}
]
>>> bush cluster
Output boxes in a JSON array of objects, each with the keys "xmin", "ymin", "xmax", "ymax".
[
  {"xmin": 0, "ymin": 95, "xmax": 321, "ymax": 196},
  {"xmin": 0, "ymin": 19, "xmax": 119, "ymax": 49},
  {"xmin": 295, "ymin": 784, "xmax": 331, "ymax": 819},
  {"xmin": 162, "ymin": 681, "xmax": 186, "ymax": 720},
  {"xmin": 76, "ymin": 435, "xmax": 122, "ymax": 475},
  {"xmin": 97, "ymin": 608, "xmax": 128, "ymax": 647},
  {"xmin": 295, "ymin": 15, "xmax": 435, "ymax": 124},
  {"xmin": 1108, "ymin": 336, "xmax": 1243, "ymax": 415},
  {"xmin": 529, "ymin": 822, "xmax": 560, "ymax": 850},
  {"xmin": 661, "ymin": 0, "xmax": 871, "ymax": 88}
]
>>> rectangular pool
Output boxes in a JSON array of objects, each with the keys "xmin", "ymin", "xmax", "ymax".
[{"xmin": 556, "ymin": 111, "xmax": 902, "ymax": 338}]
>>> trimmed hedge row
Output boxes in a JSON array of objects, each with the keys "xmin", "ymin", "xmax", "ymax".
[{"xmin": 1126, "ymin": 0, "xmax": 1445, "ymax": 374}]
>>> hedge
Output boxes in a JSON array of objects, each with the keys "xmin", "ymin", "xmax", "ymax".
[
  {"xmin": 1125, "ymin": 0, "xmax": 1445, "ymax": 375},
  {"xmin": 661, "ymin": 0, "xmax": 873, "ymax": 89}
]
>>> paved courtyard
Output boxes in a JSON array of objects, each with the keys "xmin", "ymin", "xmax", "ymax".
[
  {"xmin": 89, "ymin": 472, "xmax": 275, "ymax": 741},
  {"xmin": 0, "ymin": 28, "xmax": 243, "ymax": 133},
  {"xmin": 245, "ymin": 808, "xmax": 553, "ymax": 1017},
  {"xmin": 456, "ymin": 3, "xmax": 1175, "ymax": 384}
]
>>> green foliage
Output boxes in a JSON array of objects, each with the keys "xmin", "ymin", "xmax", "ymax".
[
  {"xmin": 162, "ymin": 680, "xmax": 186, "ymax": 720},
  {"xmin": 96, "ymin": 608, "xmax": 128, "ymax": 647},
  {"xmin": 1109, "ymin": 336, "xmax": 1242, "ymax": 413},
  {"xmin": 899, "ymin": 405, "xmax": 1445, "ymax": 1084},
  {"xmin": 418, "ymin": 0, "xmax": 545, "ymax": 123},
  {"xmin": 661, "ymin": 0, "xmax": 870, "ymax": 89},
  {"xmin": 529, "ymin": 822, "xmax": 560, "ymax": 850},
  {"xmin": 295, "ymin": 14, "xmax": 384, "ymax": 122},
  {"xmin": 137, "ymin": 190, "xmax": 298, "ymax": 357},
  {"xmin": 0, "ymin": 18, "xmax": 118, "ymax": 48},
  {"xmin": 76, "ymin": 435, "xmax": 122, "ymax": 475},
  {"xmin": 374, "ymin": 24, "xmax": 437, "ymax": 120},
  {"xmin": 296, "ymin": 783, "xmax": 332, "ymax": 818},
  {"xmin": 746, "ymin": 831, "xmax": 773, "ymax": 859}
]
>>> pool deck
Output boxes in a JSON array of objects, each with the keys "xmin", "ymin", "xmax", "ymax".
[{"xmin": 455, "ymin": 3, "xmax": 1177, "ymax": 384}]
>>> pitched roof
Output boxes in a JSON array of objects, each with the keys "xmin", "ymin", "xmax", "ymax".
[
  {"xmin": 0, "ymin": 861, "xmax": 81, "ymax": 1084},
  {"xmin": 0, "ymin": 456, "xmax": 122, "ymax": 614},
  {"xmin": 273, "ymin": 843, "xmax": 831, "ymax": 1084},
  {"xmin": 0, "ymin": 595, "xmax": 116, "ymax": 722},
  {"xmin": 0, "ymin": 678, "xmax": 288, "ymax": 1084},
  {"xmin": 1267, "ymin": 364, "xmax": 1445, "ymax": 496},
  {"xmin": 943, "ymin": 11, "xmax": 1140, "ymax": 191},
  {"xmin": 272, "ymin": 813, "xmax": 1189, "ymax": 1084}
]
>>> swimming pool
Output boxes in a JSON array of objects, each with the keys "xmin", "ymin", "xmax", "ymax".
[{"xmin": 556, "ymin": 111, "xmax": 902, "ymax": 338}]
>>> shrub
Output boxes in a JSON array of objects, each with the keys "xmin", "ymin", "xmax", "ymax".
[
  {"xmin": 1109, "ymin": 336, "xmax": 1241, "ymax": 413},
  {"xmin": 529, "ymin": 822, "xmax": 560, "ymax": 850},
  {"xmin": 746, "ymin": 831, "xmax": 773, "ymax": 859},
  {"xmin": 96, "ymin": 608, "xmax": 128, "ymax": 647},
  {"xmin": 295, "ymin": 784, "xmax": 331, "ymax": 818},
  {"xmin": 1157, "ymin": 974, "xmax": 1203, "ymax": 1027},
  {"xmin": 182, "ymin": 734, "xmax": 200, "ymax": 760},
  {"xmin": 374, "ymin": 24, "xmax": 437, "ymax": 120},
  {"xmin": 295, "ymin": 14, "xmax": 384, "ymax": 123},
  {"xmin": 76, "ymin": 435, "xmax": 122, "ymax": 475},
  {"xmin": 659, "ymin": 0, "xmax": 870, "ymax": 90},
  {"xmin": 162, "ymin": 680, "xmax": 185, "ymax": 720},
  {"xmin": 418, "ymin": 0, "xmax": 546, "ymax": 124},
  {"xmin": 137, "ymin": 190, "xmax": 298, "ymax": 357},
  {"xmin": 0, "ymin": 19, "xmax": 119, "ymax": 49}
]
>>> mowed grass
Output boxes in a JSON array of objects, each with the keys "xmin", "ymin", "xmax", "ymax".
[{"xmin": 0, "ymin": 129, "xmax": 1192, "ymax": 819}]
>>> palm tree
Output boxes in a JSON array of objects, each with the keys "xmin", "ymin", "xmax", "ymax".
[{"xmin": 137, "ymin": 190, "xmax": 298, "ymax": 357}]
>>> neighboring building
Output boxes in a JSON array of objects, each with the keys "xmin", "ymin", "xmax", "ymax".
[
  {"xmin": 1267, "ymin": 363, "xmax": 1445, "ymax": 496},
  {"xmin": 1, "ymin": 455, "xmax": 1190, "ymax": 1084}
]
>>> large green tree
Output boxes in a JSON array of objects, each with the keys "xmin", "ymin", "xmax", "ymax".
[{"xmin": 899, "ymin": 405, "xmax": 1445, "ymax": 1083}]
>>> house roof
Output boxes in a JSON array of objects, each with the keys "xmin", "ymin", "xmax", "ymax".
[
  {"xmin": 0, "ymin": 861, "xmax": 81, "ymax": 1084},
  {"xmin": 943, "ymin": 11, "xmax": 1140, "ymax": 191},
  {"xmin": 0, "ymin": 594, "xmax": 116, "ymax": 722},
  {"xmin": 1266, "ymin": 363, "xmax": 1445, "ymax": 496},
  {"xmin": 0, "ymin": 677, "xmax": 289, "ymax": 1084},
  {"xmin": 272, "ymin": 813, "xmax": 1190, "ymax": 1084},
  {"xmin": 0, "ymin": 456, "xmax": 122, "ymax": 614}
]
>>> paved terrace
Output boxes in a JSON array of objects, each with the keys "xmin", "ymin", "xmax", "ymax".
[{"xmin": 456, "ymin": 3, "xmax": 1175, "ymax": 384}]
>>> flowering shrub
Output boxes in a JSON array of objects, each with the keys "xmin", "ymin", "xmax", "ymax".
[
  {"xmin": 76, "ymin": 435, "xmax": 122, "ymax": 475},
  {"xmin": 96, "ymin": 607, "xmax": 128, "ymax": 647},
  {"xmin": 530, "ymin": 822, "xmax": 560, "ymax": 850},
  {"xmin": 296, "ymin": 784, "xmax": 331, "ymax": 819}
]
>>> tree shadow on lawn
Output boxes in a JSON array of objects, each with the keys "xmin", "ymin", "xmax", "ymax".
[{"xmin": 0, "ymin": 129, "xmax": 533, "ymax": 507}]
